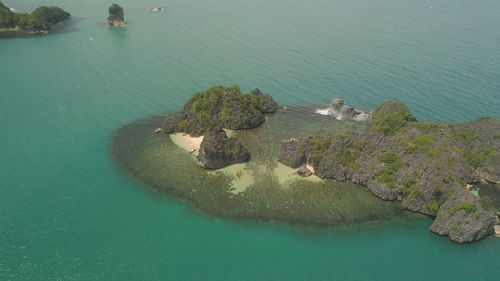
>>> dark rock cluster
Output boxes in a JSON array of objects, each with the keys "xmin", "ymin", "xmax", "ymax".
[
  {"xmin": 162, "ymin": 85, "xmax": 278, "ymax": 169},
  {"xmin": 279, "ymin": 100, "xmax": 500, "ymax": 243},
  {"xmin": 197, "ymin": 133, "xmax": 250, "ymax": 169},
  {"xmin": 107, "ymin": 4, "xmax": 124, "ymax": 27}
]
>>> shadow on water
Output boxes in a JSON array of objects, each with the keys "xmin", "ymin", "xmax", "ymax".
[
  {"xmin": 110, "ymin": 104, "xmax": 422, "ymax": 233},
  {"xmin": 478, "ymin": 182, "xmax": 500, "ymax": 210},
  {"xmin": 0, "ymin": 17, "xmax": 83, "ymax": 39}
]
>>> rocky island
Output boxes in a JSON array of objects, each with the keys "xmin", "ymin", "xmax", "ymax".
[
  {"xmin": 279, "ymin": 100, "xmax": 500, "ymax": 243},
  {"xmin": 0, "ymin": 2, "xmax": 70, "ymax": 35},
  {"xmin": 112, "ymin": 86, "xmax": 500, "ymax": 243},
  {"xmin": 160, "ymin": 85, "xmax": 278, "ymax": 169},
  {"xmin": 107, "ymin": 4, "xmax": 124, "ymax": 27}
]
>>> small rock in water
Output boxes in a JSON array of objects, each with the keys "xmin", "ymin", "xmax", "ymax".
[
  {"xmin": 332, "ymin": 99, "xmax": 344, "ymax": 108},
  {"xmin": 297, "ymin": 165, "xmax": 313, "ymax": 177},
  {"xmin": 495, "ymin": 225, "xmax": 500, "ymax": 238}
]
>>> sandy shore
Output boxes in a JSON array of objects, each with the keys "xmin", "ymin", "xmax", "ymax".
[
  {"xmin": 274, "ymin": 163, "xmax": 322, "ymax": 187},
  {"xmin": 169, "ymin": 133, "xmax": 204, "ymax": 154}
]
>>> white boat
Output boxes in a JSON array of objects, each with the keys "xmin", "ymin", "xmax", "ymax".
[{"xmin": 10, "ymin": 8, "xmax": 16, "ymax": 11}]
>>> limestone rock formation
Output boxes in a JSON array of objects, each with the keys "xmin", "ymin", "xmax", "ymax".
[
  {"xmin": 279, "ymin": 100, "xmax": 500, "ymax": 243},
  {"xmin": 251, "ymin": 88, "xmax": 278, "ymax": 113},
  {"xmin": 162, "ymin": 85, "xmax": 277, "ymax": 169},
  {"xmin": 170, "ymin": 85, "xmax": 277, "ymax": 136},
  {"xmin": 197, "ymin": 133, "xmax": 250, "ymax": 169},
  {"xmin": 297, "ymin": 165, "xmax": 313, "ymax": 177},
  {"xmin": 107, "ymin": 4, "xmax": 124, "ymax": 27}
]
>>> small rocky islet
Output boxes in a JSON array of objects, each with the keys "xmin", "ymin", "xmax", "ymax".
[
  {"xmin": 107, "ymin": 4, "xmax": 125, "ymax": 28},
  {"xmin": 112, "ymin": 86, "xmax": 500, "ymax": 243}
]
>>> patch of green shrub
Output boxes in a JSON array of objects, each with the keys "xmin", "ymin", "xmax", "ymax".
[
  {"xmin": 403, "ymin": 184, "xmax": 420, "ymax": 198},
  {"xmin": 0, "ymin": 3, "xmax": 70, "ymax": 31},
  {"xmin": 428, "ymin": 200, "xmax": 440, "ymax": 215},
  {"xmin": 375, "ymin": 151, "xmax": 403, "ymax": 189},
  {"xmin": 466, "ymin": 145, "xmax": 496, "ymax": 168},
  {"xmin": 309, "ymin": 136, "xmax": 331, "ymax": 165},
  {"xmin": 373, "ymin": 110, "xmax": 416, "ymax": 136},
  {"xmin": 449, "ymin": 201, "xmax": 477, "ymax": 216},
  {"xmin": 403, "ymin": 134, "xmax": 434, "ymax": 154},
  {"xmin": 452, "ymin": 146, "xmax": 464, "ymax": 154},
  {"xmin": 450, "ymin": 126, "xmax": 478, "ymax": 145},
  {"xmin": 416, "ymin": 122, "xmax": 440, "ymax": 134}
]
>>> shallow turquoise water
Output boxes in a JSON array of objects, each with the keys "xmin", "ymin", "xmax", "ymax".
[{"xmin": 1, "ymin": 0, "xmax": 500, "ymax": 280}]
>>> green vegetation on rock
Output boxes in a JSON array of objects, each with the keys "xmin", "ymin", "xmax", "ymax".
[
  {"xmin": 308, "ymin": 136, "xmax": 331, "ymax": 166},
  {"xmin": 371, "ymin": 101, "xmax": 416, "ymax": 136},
  {"xmin": 172, "ymin": 85, "xmax": 277, "ymax": 136},
  {"xmin": 276, "ymin": 100, "xmax": 500, "ymax": 242},
  {"xmin": 450, "ymin": 125, "xmax": 478, "ymax": 145},
  {"xmin": 160, "ymin": 86, "xmax": 277, "ymax": 169},
  {"xmin": 0, "ymin": 2, "xmax": 70, "ymax": 32},
  {"xmin": 466, "ymin": 145, "xmax": 497, "ymax": 168},
  {"xmin": 449, "ymin": 201, "xmax": 477, "ymax": 216},
  {"xmin": 403, "ymin": 134, "xmax": 434, "ymax": 154},
  {"xmin": 108, "ymin": 4, "xmax": 124, "ymax": 23},
  {"xmin": 376, "ymin": 151, "xmax": 403, "ymax": 189}
]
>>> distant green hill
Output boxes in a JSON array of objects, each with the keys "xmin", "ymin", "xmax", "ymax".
[{"xmin": 0, "ymin": 2, "xmax": 70, "ymax": 32}]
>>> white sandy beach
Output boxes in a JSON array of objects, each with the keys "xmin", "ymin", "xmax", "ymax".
[{"xmin": 169, "ymin": 133, "xmax": 204, "ymax": 154}]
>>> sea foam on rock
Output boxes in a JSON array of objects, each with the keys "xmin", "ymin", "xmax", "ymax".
[
  {"xmin": 280, "ymin": 100, "xmax": 500, "ymax": 243},
  {"xmin": 315, "ymin": 99, "xmax": 370, "ymax": 121}
]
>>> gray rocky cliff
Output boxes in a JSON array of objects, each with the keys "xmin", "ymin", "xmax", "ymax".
[
  {"xmin": 279, "ymin": 100, "xmax": 500, "ymax": 243},
  {"xmin": 197, "ymin": 133, "xmax": 250, "ymax": 169}
]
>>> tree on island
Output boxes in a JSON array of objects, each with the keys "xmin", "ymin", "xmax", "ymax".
[
  {"xmin": 107, "ymin": 4, "xmax": 124, "ymax": 27},
  {"xmin": 0, "ymin": 2, "xmax": 70, "ymax": 32}
]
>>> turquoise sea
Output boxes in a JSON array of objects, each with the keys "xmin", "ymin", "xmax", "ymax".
[{"xmin": 1, "ymin": 0, "xmax": 500, "ymax": 280}]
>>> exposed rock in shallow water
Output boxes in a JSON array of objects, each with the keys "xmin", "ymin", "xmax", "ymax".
[
  {"xmin": 251, "ymin": 88, "xmax": 278, "ymax": 113},
  {"xmin": 162, "ymin": 117, "xmax": 179, "ymax": 133},
  {"xmin": 279, "ymin": 100, "xmax": 500, "ymax": 243},
  {"xmin": 297, "ymin": 165, "xmax": 313, "ymax": 177},
  {"xmin": 197, "ymin": 133, "xmax": 250, "ymax": 169},
  {"xmin": 332, "ymin": 99, "xmax": 344, "ymax": 108},
  {"xmin": 107, "ymin": 4, "xmax": 125, "ymax": 27}
]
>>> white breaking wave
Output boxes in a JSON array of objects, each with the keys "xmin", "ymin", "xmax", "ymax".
[
  {"xmin": 352, "ymin": 112, "xmax": 370, "ymax": 122},
  {"xmin": 315, "ymin": 101, "xmax": 370, "ymax": 122},
  {"xmin": 315, "ymin": 107, "xmax": 344, "ymax": 120}
]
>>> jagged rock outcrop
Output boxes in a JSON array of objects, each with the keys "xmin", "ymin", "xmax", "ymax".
[
  {"xmin": 107, "ymin": 4, "xmax": 124, "ymax": 27},
  {"xmin": 251, "ymin": 88, "xmax": 278, "ymax": 113},
  {"xmin": 279, "ymin": 100, "xmax": 500, "ymax": 243},
  {"xmin": 197, "ymin": 133, "xmax": 250, "ymax": 169},
  {"xmin": 162, "ymin": 85, "xmax": 277, "ymax": 168},
  {"xmin": 169, "ymin": 85, "xmax": 277, "ymax": 136},
  {"xmin": 162, "ymin": 117, "xmax": 179, "ymax": 133},
  {"xmin": 279, "ymin": 138, "xmax": 306, "ymax": 168},
  {"xmin": 297, "ymin": 165, "xmax": 313, "ymax": 177}
]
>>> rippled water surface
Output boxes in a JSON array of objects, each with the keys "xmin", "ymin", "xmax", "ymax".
[{"xmin": 1, "ymin": 0, "xmax": 500, "ymax": 280}]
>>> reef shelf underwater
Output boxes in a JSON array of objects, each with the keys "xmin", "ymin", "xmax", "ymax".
[{"xmin": 111, "ymin": 85, "xmax": 500, "ymax": 243}]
